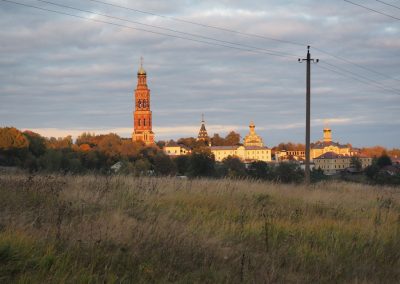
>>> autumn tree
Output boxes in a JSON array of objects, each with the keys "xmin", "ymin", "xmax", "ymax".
[
  {"xmin": 0, "ymin": 127, "xmax": 30, "ymax": 166},
  {"xmin": 388, "ymin": 148, "xmax": 400, "ymax": 158},
  {"xmin": 97, "ymin": 133, "xmax": 122, "ymax": 158},
  {"xmin": 0, "ymin": 127, "xmax": 29, "ymax": 150},
  {"xmin": 76, "ymin": 132, "xmax": 97, "ymax": 147},
  {"xmin": 211, "ymin": 133, "xmax": 225, "ymax": 146},
  {"xmin": 274, "ymin": 142, "xmax": 305, "ymax": 151},
  {"xmin": 224, "ymin": 131, "xmax": 241, "ymax": 146},
  {"xmin": 120, "ymin": 140, "xmax": 142, "ymax": 159},
  {"xmin": 177, "ymin": 137, "xmax": 198, "ymax": 148},
  {"xmin": 360, "ymin": 146, "xmax": 386, "ymax": 158},
  {"xmin": 46, "ymin": 136, "xmax": 73, "ymax": 149}
]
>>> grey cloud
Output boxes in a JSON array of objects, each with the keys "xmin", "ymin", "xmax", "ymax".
[{"xmin": 0, "ymin": 0, "xmax": 399, "ymax": 147}]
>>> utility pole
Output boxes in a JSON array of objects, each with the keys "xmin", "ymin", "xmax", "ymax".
[{"xmin": 299, "ymin": 46, "xmax": 318, "ymax": 185}]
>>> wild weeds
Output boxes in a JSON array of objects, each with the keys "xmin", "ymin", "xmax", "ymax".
[{"xmin": 0, "ymin": 173, "xmax": 399, "ymax": 283}]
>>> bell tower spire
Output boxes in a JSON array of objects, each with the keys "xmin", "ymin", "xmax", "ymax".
[{"xmin": 132, "ymin": 57, "xmax": 155, "ymax": 145}]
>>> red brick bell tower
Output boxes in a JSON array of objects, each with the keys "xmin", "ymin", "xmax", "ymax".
[{"xmin": 132, "ymin": 57, "xmax": 155, "ymax": 145}]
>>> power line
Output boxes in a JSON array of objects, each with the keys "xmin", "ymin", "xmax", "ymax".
[
  {"xmin": 85, "ymin": 0, "xmax": 400, "ymax": 84},
  {"xmin": 317, "ymin": 64, "xmax": 400, "ymax": 96},
  {"xmin": 314, "ymin": 47, "xmax": 400, "ymax": 83},
  {"xmin": 34, "ymin": 0, "xmax": 299, "ymax": 58},
  {"xmin": 376, "ymin": 0, "xmax": 400, "ymax": 11},
  {"xmin": 2, "ymin": 0, "xmax": 398, "ymax": 95},
  {"xmin": 344, "ymin": 0, "xmax": 400, "ymax": 21},
  {"xmin": 85, "ymin": 0, "xmax": 305, "ymax": 47},
  {"xmin": 321, "ymin": 61, "xmax": 400, "ymax": 94},
  {"xmin": 0, "ymin": 0, "xmax": 294, "ymax": 59}
]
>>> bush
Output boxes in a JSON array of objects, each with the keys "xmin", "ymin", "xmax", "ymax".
[{"xmin": 274, "ymin": 162, "xmax": 304, "ymax": 183}]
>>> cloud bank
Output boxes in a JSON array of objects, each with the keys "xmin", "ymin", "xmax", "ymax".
[{"xmin": 1, "ymin": 0, "xmax": 399, "ymax": 147}]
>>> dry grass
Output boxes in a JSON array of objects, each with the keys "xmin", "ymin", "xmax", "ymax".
[{"xmin": 0, "ymin": 173, "xmax": 399, "ymax": 283}]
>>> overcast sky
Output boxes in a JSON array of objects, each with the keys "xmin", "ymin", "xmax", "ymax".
[{"xmin": 1, "ymin": 0, "xmax": 399, "ymax": 147}]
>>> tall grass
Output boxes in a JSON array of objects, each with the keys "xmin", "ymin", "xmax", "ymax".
[{"xmin": 0, "ymin": 173, "xmax": 399, "ymax": 283}]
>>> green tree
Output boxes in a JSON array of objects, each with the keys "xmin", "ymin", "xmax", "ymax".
[
  {"xmin": 376, "ymin": 154, "xmax": 392, "ymax": 168},
  {"xmin": 247, "ymin": 161, "xmax": 273, "ymax": 180},
  {"xmin": 350, "ymin": 157, "xmax": 362, "ymax": 171},
  {"xmin": 274, "ymin": 162, "xmax": 304, "ymax": 183},
  {"xmin": 174, "ymin": 155, "xmax": 190, "ymax": 176},
  {"xmin": 153, "ymin": 153, "xmax": 176, "ymax": 176},
  {"xmin": 311, "ymin": 167, "xmax": 326, "ymax": 183},
  {"xmin": 134, "ymin": 159, "xmax": 152, "ymax": 176},
  {"xmin": 38, "ymin": 149, "xmax": 63, "ymax": 172},
  {"xmin": 23, "ymin": 131, "xmax": 46, "ymax": 157},
  {"xmin": 187, "ymin": 150, "xmax": 215, "ymax": 177},
  {"xmin": 221, "ymin": 156, "xmax": 246, "ymax": 178}
]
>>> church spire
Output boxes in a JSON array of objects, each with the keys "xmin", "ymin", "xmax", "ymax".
[
  {"xmin": 138, "ymin": 56, "xmax": 146, "ymax": 75},
  {"xmin": 197, "ymin": 114, "xmax": 210, "ymax": 142}
]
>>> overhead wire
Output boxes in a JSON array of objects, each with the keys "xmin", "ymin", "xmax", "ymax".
[
  {"xmin": 85, "ymin": 0, "xmax": 306, "ymax": 47},
  {"xmin": 0, "ymin": 0, "xmax": 295, "ymax": 59},
  {"xmin": 343, "ymin": 0, "xmax": 400, "ymax": 21},
  {"xmin": 320, "ymin": 61, "xmax": 400, "ymax": 94},
  {"xmin": 313, "ymin": 47, "xmax": 400, "ymax": 83},
  {"xmin": 84, "ymin": 0, "xmax": 400, "ymax": 84},
  {"xmin": 1, "ymin": 0, "xmax": 399, "ymax": 96},
  {"xmin": 375, "ymin": 0, "xmax": 400, "ymax": 11},
  {"xmin": 34, "ymin": 0, "xmax": 299, "ymax": 58},
  {"xmin": 316, "ymin": 64, "xmax": 400, "ymax": 96}
]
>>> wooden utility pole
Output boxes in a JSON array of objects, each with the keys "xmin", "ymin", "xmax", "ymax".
[{"xmin": 299, "ymin": 46, "xmax": 318, "ymax": 185}]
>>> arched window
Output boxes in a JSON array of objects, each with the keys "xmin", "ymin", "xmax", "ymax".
[
  {"xmin": 143, "ymin": 100, "xmax": 147, "ymax": 108},
  {"xmin": 138, "ymin": 100, "xmax": 142, "ymax": 108},
  {"xmin": 138, "ymin": 119, "xmax": 141, "ymax": 126},
  {"xmin": 144, "ymin": 118, "xmax": 146, "ymax": 126}
]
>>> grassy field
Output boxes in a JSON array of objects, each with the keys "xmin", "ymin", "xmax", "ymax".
[{"xmin": 0, "ymin": 173, "xmax": 399, "ymax": 283}]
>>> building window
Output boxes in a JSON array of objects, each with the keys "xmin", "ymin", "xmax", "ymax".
[
  {"xmin": 144, "ymin": 118, "xmax": 146, "ymax": 126},
  {"xmin": 138, "ymin": 119, "xmax": 141, "ymax": 126}
]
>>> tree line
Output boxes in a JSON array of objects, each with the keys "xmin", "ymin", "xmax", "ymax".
[{"xmin": 0, "ymin": 127, "xmax": 399, "ymax": 184}]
